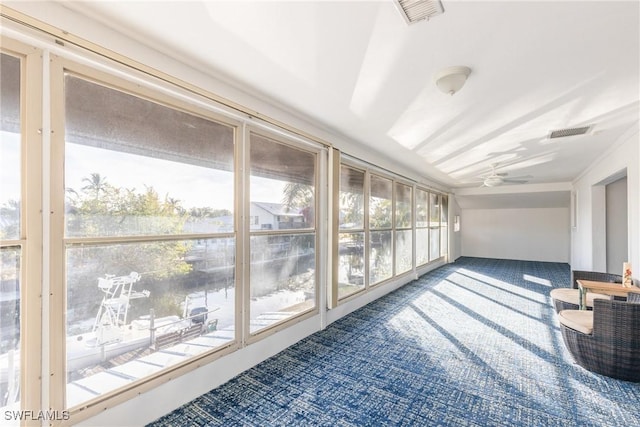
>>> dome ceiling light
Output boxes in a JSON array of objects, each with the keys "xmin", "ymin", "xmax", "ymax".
[{"xmin": 434, "ymin": 66, "xmax": 472, "ymax": 96}]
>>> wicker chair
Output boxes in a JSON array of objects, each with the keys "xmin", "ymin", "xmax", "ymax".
[
  {"xmin": 559, "ymin": 292, "xmax": 640, "ymax": 382},
  {"xmin": 550, "ymin": 270, "xmax": 622, "ymax": 312}
]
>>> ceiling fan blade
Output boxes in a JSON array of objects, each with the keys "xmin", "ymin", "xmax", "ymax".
[
  {"xmin": 503, "ymin": 179, "xmax": 528, "ymax": 184},
  {"xmin": 479, "ymin": 172, "xmax": 505, "ymax": 180}
]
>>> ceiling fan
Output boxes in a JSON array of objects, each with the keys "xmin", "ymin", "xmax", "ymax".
[{"xmin": 480, "ymin": 163, "xmax": 530, "ymax": 187}]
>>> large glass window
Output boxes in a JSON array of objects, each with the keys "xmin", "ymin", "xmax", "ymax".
[
  {"xmin": 369, "ymin": 175, "xmax": 392, "ymax": 285},
  {"xmin": 0, "ymin": 246, "xmax": 20, "ymax": 409},
  {"xmin": 249, "ymin": 132, "xmax": 316, "ymax": 334},
  {"xmin": 0, "ymin": 52, "xmax": 22, "ymax": 410},
  {"xmin": 337, "ymin": 166, "xmax": 365, "ymax": 299},
  {"xmin": 395, "ymin": 183, "xmax": 412, "ymax": 274},
  {"xmin": 63, "ymin": 74, "xmax": 236, "ymax": 408},
  {"xmin": 415, "ymin": 188, "xmax": 429, "ymax": 266},
  {"xmin": 440, "ymin": 195, "xmax": 449, "ymax": 258},
  {"xmin": 429, "ymin": 193, "xmax": 441, "ymax": 261},
  {"xmin": 0, "ymin": 53, "xmax": 21, "ymax": 241}
]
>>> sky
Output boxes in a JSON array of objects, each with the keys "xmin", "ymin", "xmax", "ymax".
[
  {"xmin": 0, "ymin": 131, "xmax": 20, "ymax": 203},
  {"xmin": 66, "ymin": 143, "xmax": 236, "ymax": 210},
  {"xmin": 1, "ymin": 130, "xmax": 288, "ymax": 212}
]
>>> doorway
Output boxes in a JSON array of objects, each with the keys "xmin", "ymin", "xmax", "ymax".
[{"xmin": 606, "ymin": 176, "xmax": 628, "ymax": 274}]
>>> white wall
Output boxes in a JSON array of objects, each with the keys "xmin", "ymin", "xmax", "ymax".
[
  {"xmin": 461, "ymin": 208, "xmax": 570, "ymax": 262},
  {"xmin": 572, "ymin": 126, "xmax": 639, "ymax": 275},
  {"xmin": 606, "ymin": 177, "xmax": 628, "ymax": 273}
]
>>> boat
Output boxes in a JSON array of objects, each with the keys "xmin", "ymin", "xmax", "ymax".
[
  {"xmin": 66, "ymin": 272, "xmax": 220, "ymax": 372},
  {"xmin": 1, "ymin": 272, "xmax": 216, "ymax": 407}
]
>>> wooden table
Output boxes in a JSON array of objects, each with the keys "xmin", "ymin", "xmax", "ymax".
[{"xmin": 576, "ymin": 279, "xmax": 640, "ymax": 310}]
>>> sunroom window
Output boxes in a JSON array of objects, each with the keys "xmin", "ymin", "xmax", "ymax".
[
  {"xmin": 369, "ymin": 174, "xmax": 393, "ymax": 285},
  {"xmin": 395, "ymin": 182, "xmax": 413, "ymax": 275},
  {"xmin": 429, "ymin": 192, "xmax": 441, "ymax": 261},
  {"xmin": 0, "ymin": 52, "xmax": 21, "ymax": 411},
  {"xmin": 337, "ymin": 165, "xmax": 365, "ymax": 299},
  {"xmin": 248, "ymin": 131, "xmax": 317, "ymax": 334},
  {"xmin": 62, "ymin": 73, "xmax": 236, "ymax": 408},
  {"xmin": 415, "ymin": 188, "xmax": 429, "ymax": 266},
  {"xmin": 440, "ymin": 195, "xmax": 449, "ymax": 258}
]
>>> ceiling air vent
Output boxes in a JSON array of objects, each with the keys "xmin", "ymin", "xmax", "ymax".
[
  {"xmin": 548, "ymin": 125, "xmax": 593, "ymax": 139},
  {"xmin": 394, "ymin": 0, "xmax": 445, "ymax": 25}
]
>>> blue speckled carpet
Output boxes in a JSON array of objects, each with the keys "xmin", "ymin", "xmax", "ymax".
[{"xmin": 148, "ymin": 257, "xmax": 640, "ymax": 426}]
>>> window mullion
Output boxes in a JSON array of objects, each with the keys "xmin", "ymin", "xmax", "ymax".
[
  {"xmin": 48, "ymin": 52, "xmax": 67, "ymax": 414},
  {"xmin": 239, "ymin": 123, "xmax": 250, "ymax": 346},
  {"xmin": 22, "ymin": 42, "xmax": 44, "ymax": 419},
  {"xmin": 364, "ymin": 170, "xmax": 370, "ymax": 289}
]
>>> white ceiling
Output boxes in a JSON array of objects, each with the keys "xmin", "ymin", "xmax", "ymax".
[{"xmin": 59, "ymin": 0, "xmax": 639, "ymax": 196}]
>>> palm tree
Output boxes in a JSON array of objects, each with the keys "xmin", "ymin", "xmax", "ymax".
[
  {"xmin": 164, "ymin": 196, "xmax": 182, "ymax": 215},
  {"xmin": 82, "ymin": 173, "xmax": 109, "ymax": 200},
  {"xmin": 281, "ymin": 182, "xmax": 313, "ymax": 212},
  {"xmin": 282, "ymin": 182, "xmax": 314, "ymax": 227},
  {"xmin": 0, "ymin": 199, "xmax": 20, "ymax": 239},
  {"xmin": 339, "ymin": 191, "xmax": 364, "ymax": 227}
]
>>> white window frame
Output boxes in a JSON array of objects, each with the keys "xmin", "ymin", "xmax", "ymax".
[
  {"xmin": 0, "ymin": 37, "xmax": 43, "ymax": 418},
  {"xmin": 244, "ymin": 126, "xmax": 322, "ymax": 343},
  {"xmin": 49, "ymin": 57, "xmax": 243, "ymax": 417},
  {"xmin": 334, "ymin": 161, "xmax": 368, "ymax": 303},
  {"xmin": 394, "ymin": 181, "xmax": 413, "ymax": 276}
]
